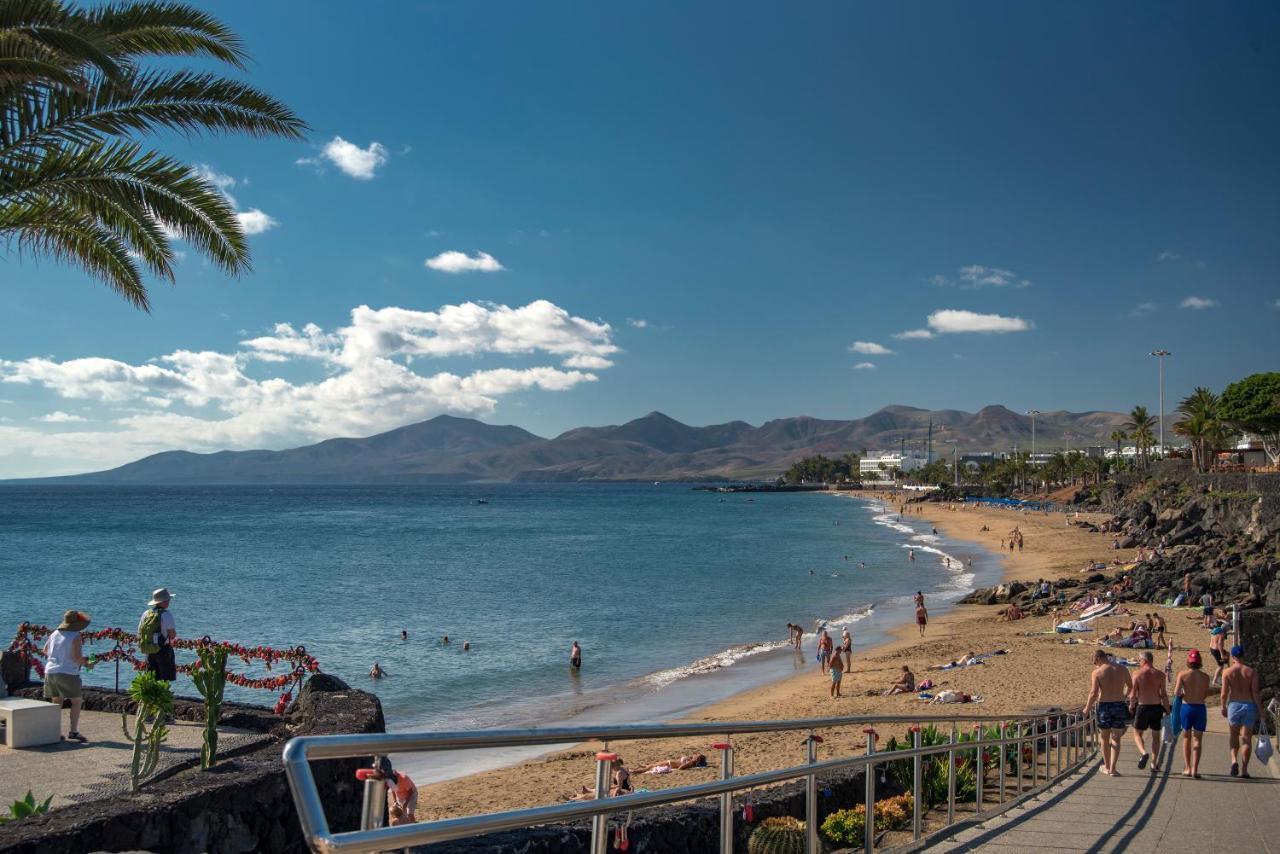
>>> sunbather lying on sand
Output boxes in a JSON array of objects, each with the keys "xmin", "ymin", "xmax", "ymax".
[{"xmin": 638, "ymin": 754, "xmax": 707, "ymax": 774}]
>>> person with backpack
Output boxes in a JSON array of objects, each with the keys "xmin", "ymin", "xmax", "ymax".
[{"xmin": 138, "ymin": 588, "xmax": 177, "ymax": 681}]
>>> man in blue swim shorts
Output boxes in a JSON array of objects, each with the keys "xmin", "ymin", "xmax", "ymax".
[
  {"xmin": 1221, "ymin": 645, "xmax": 1263, "ymax": 778},
  {"xmin": 1084, "ymin": 649, "xmax": 1133, "ymax": 776},
  {"xmin": 1174, "ymin": 649, "xmax": 1211, "ymax": 778}
]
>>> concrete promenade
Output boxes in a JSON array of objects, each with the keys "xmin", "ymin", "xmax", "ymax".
[{"xmin": 928, "ymin": 713, "xmax": 1280, "ymax": 852}]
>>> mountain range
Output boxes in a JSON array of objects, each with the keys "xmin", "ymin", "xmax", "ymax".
[{"xmin": 12, "ymin": 405, "xmax": 1132, "ymax": 484}]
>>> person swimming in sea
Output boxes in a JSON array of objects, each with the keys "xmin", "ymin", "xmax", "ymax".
[
  {"xmin": 369, "ymin": 662, "xmax": 386, "ymax": 679},
  {"xmin": 570, "ymin": 640, "xmax": 582, "ymax": 670}
]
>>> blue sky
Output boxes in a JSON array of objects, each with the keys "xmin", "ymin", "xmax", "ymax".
[{"xmin": 2, "ymin": 1, "xmax": 1279, "ymax": 476}]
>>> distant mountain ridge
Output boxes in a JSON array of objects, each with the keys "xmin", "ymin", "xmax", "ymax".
[{"xmin": 14, "ymin": 405, "xmax": 1130, "ymax": 484}]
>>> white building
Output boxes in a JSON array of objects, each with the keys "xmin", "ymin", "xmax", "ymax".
[{"xmin": 859, "ymin": 451, "xmax": 928, "ymax": 481}]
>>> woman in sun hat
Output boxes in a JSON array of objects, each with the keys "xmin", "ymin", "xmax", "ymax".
[{"xmin": 43, "ymin": 609, "xmax": 92, "ymax": 743}]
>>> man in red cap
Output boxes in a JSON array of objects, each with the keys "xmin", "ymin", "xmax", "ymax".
[{"xmin": 1173, "ymin": 649, "xmax": 1211, "ymax": 778}]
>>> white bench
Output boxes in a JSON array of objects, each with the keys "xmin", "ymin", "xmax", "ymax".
[{"xmin": 0, "ymin": 698, "xmax": 62, "ymax": 748}]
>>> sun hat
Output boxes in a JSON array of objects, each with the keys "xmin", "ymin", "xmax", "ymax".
[
  {"xmin": 148, "ymin": 588, "xmax": 174, "ymax": 606},
  {"xmin": 1230, "ymin": 645, "xmax": 1244, "ymax": 658},
  {"xmin": 1187, "ymin": 649, "xmax": 1202, "ymax": 666},
  {"xmin": 58, "ymin": 610, "xmax": 90, "ymax": 631}
]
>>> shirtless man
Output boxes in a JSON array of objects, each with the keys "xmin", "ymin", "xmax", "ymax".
[
  {"xmin": 1173, "ymin": 649, "xmax": 1211, "ymax": 778},
  {"xmin": 570, "ymin": 641, "xmax": 582, "ymax": 670},
  {"xmin": 840, "ymin": 628, "xmax": 853, "ymax": 671},
  {"xmin": 817, "ymin": 630, "xmax": 833, "ymax": 674},
  {"xmin": 1129, "ymin": 651, "xmax": 1170, "ymax": 771},
  {"xmin": 915, "ymin": 604, "xmax": 928, "ymax": 637},
  {"xmin": 1083, "ymin": 649, "xmax": 1133, "ymax": 776},
  {"xmin": 1221, "ymin": 645, "xmax": 1263, "ymax": 778}
]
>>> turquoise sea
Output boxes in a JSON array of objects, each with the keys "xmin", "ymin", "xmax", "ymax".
[{"xmin": 0, "ymin": 484, "xmax": 998, "ymax": 778}]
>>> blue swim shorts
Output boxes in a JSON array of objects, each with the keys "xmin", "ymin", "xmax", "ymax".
[
  {"xmin": 830, "ymin": 669, "xmax": 842, "ymax": 684},
  {"xmin": 1227, "ymin": 701, "xmax": 1258, "ymax": 729},
  {"xmin": 1179, "ymin": 702, "xmax": 1207, "ymax": 733},
  {"xmin": 1095, "ymin": 701, "xmax": 1127, "ymax": 730}
]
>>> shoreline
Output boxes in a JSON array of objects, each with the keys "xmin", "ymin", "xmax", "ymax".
[{"xmin": 413, "ymin": 494, "xmax": 1158, "ymax": 820}]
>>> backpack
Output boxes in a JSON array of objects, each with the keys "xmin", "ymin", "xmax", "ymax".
[{"xmin": 137, "ymin": 607, "xmax": 164, "ymax": 655}]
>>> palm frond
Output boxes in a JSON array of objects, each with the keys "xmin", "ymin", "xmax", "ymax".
[{"xmin": 87, "ymin": 1, "xmax": 248, "ymax": 68}]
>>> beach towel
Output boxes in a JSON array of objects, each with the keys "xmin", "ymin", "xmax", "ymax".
[
  {"xmin": 1171, "ymin": 696, "xmax": 1183, "ymax": 738},
  {"xmin": 1161, "ymin": 713, "xmax": 1175, "ymax": 745}
]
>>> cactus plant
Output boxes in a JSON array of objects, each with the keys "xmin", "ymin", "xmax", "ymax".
[
  {"xmin": 120, "ymin": 671, "xmax": 173, "ymax": 791},
  {"xmin": 192, "ymin": 645, "xmax": 228, "ymax": 769},
  {"xmin": 748, "ymin": 816, "xmax": 805, "ymax": 854}
]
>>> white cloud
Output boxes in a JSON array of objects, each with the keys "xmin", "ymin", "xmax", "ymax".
[
  {"xmin": 933, "ymin": 265, "xmax": 1031, "ymax": 289},
  {"xmin": 0, "ymin": 300, "xmax": 618, "ymax": 477},
  {"xmin": 892, "ymin": 329, "xmax": 935, "ymax": 340},
  {"xmin": 852, "ymin": 362, "xmax": 876, "ymax": 371},
  {"xmin": 192, "ymin": 165, "xmax": 278, "ymax": 235},
  {"xmin": 316, "ymin": 136, "xmax": 389, "ymax": 179},
  {"xmin": 36, "ymin": 411, "xmax": 86, "ymax": 423},
  {"xmin": 849, "ymin": 341, "xmax": 894, "ymax": 355},
  {"xmin": 1180, "ymin": 296, "xmax": 1217, "ymax": 310},
  {"xmin": 1274, "ymin": 299, "xmax": 1280, "ymax": 309},
  {"xmin": 1157, "ymin": 250, "xmax": 1181, "ymax": 262},
  {"xmin": 425, "ymin": 251, "xmax": 505, "ymax": 274},
  {"xmin": 926, "ymin": 309, "xmax": 1032, "ymax": 334},
  {"xmin": 1130, "ymin": 302, "xmax": 1159, "ymax": 316},
  {"xmin": 627, "ymin": 318, "xmax": 649, "ymax": 329}
]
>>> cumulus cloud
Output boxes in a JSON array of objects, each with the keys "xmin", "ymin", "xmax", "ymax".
[
  {"xmin": 36, "ymin": 411, "xmax": 86, "ymax": 423},
  {"xmin": 1180, "ymin": 296, "xmax": 1217, "ymax": 310},
  {"xmin": 425, "ymin": 250, "xmax": 505, "ymax": 273},
  {"xmin": 926, "ymin": 309, "xmax": 1032, "ymax": 334},
  {"xmin": 849, "ymin": 341, "xmax": 894, "ymax": 355},
  {"xmin": 932, "ymin": 265, "xmax": 1031, "ymax": 289},
  {"xmin": 305, "ymin": 136, "xmax": 390, "ymax": 179},
  {"xmin": 852, "ymin": 362, "xmax": 876, "ymax": 371},
  {"xmin": 1, "ymin": 300, "xmax": 618, "ymax": 477},
  {"xmin": 892, "ymin": 329, "xmax": 935, "ymax": 340},
  {"xmin": 192, "ymin": 165, "xmax": 278, "ymax": 235}
]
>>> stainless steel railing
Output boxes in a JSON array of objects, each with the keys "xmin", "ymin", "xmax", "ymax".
[{"xmin": 283, "ymin": 711, "xmax": 1097, "ymax": 854}]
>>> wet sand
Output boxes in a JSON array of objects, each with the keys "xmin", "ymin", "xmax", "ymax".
[{"xmin": 415, "ymin": 496, "xmax": 1202, "ymax": 820}]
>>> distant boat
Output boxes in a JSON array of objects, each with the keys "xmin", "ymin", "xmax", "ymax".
[{"xmin": 473, "ymin": 499, "xmax": 489, "ymax": 505}]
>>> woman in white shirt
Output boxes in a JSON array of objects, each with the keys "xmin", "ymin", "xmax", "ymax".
[{"xmin": 42, "ymin": 610, "xmax": 91, "ymax": 743}]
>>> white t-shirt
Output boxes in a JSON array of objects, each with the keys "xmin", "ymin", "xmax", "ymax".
[
  {"xmin": 143, "ymin": 608, "xmax": 176, "ymax": 645},
  {"xmin": 43, "ymin": 629, "xmax": 81, "ymax": 675}
]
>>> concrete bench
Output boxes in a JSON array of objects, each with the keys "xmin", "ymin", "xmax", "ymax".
[{"xmin": 0, "ymin": 698, "xmax": 62, "ymax": 748}]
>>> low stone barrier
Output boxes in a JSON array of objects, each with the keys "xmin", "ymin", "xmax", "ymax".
[{"xmin": 0, "ymin": 674, "xmax": 383, "ymax": 854}]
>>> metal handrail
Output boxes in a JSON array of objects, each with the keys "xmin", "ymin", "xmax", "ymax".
[{"xmin": 283, "ymin": 711, "xmax": 1096, "ymax": 854}]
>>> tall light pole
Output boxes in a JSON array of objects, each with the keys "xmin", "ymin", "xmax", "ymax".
[
  {"xmin": 1150, "ymin": 350, "xmax": 1170, "ymax": 457},
  {"xmin": 1028, "ymin": 409, "xmax": 1041, "ymax": 461},
  {"xmin": 945, "ymin": 440, "xmax": 959, "ymax": 487}
]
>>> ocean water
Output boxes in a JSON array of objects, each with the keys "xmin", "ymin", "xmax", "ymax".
[{"xmin": 0, "ymin": 484, "xmax": 998, "ymax": 777}]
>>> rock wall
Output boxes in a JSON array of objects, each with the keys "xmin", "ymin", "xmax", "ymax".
[
  {"xmin": 0, "ymin": 674, "xmax": 383, "ymax": 854},
  {"xmin": 1241, "ymin": 608, "xmax": 1280, "ymax": 710}
]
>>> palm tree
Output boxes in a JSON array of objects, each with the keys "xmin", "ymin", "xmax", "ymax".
[
  {"xmin": 1123, "ymin": 406, "xmax": 1157, "ymax": 470},
  {"xmin": 1174, "ymin": 387, "xmax": 1230, "ymax": 472},
  {"xmin": 1, "ymin": 0, "xmax": 308, "ymax": 310}
]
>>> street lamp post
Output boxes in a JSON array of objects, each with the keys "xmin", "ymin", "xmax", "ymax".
[
  {"xmin": 1028, "ymin": 410, "xmax": 1040, "ymax": 492},
  {"xmin": 1150, "ymin": 350, "xmax": 1170, "ymax": 458}
]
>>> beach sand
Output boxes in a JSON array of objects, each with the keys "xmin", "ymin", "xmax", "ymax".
[{"xmin": 415, "ymin": 496, "xmax": 1204, "ymax": 821}]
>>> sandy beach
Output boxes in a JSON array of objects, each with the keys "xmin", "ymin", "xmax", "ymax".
[{"xmin": 416, "ymin": 495, "xmax": 1205, "ymax": 821}]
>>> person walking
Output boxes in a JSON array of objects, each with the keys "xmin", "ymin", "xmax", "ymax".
[
  {"xmin": 42, "ymin": 610, "xmax": 92, "ymax": 743},
  {"xmin": 1221, "ymin": 645, "xmax": 1262, "ymax": 778},
  {"xmin": 1173, "ymin": 649, "xmax": 1211, "ymax": 778},
  {"xmin": 1129, "ymin": 651, "xmax": 1170, "ymax": 771},
  {"xmin": 915, "ymin": 603, "xmax": 928, "ymax": 637},
  {"xmin": 1083, "ymin": 649, "xmax": 1133, "ymax": 776},
  {"xmin": 138, "ymin": 588, "xmax": 177, "ymax": 682},
  {"xmin": 570, "ymin": 641, "xmax": 582, "ymax": 670}
]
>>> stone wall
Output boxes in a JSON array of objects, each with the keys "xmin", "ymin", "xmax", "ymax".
[
  {"xmin": 1241, "ymin": 608, "xmax": 1280, "ymax": 711},
  {"xmin": 0, "ymin": 674, "xmax": 383, "ymax": 854}
]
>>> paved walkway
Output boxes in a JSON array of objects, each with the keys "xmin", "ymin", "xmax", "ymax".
[
  {"xmin": 928, "ymin": 713, "xmax": 1280, "ymax": 853},
  {"xmin": 0, "ymin": 709, "xmax": 268, "ymax": 809}
]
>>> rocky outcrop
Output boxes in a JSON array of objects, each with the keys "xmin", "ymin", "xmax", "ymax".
[{"xmin": 0, "ymin": 675, "xmax": 383, "ymax": 854}]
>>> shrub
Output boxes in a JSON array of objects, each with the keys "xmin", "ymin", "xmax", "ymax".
[
  {"xmin": 0, "ymin": 792, "xmax": 52, "ymax": 824},
  {"xmin": 820, "ymin": 794, "xmax": 914, "ymax": 847}
]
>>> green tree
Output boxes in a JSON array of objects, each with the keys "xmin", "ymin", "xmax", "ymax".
[
  {"xmin": 1123, "ymin": 406, "xmax": 1157, "ymax": 470},
  {"xmin": 1109, "ymin": 430, "xmax": 1127, "ymax": 469},
  {"xmin": 1, "ymin": 0, "xmax": 308, "ymax": 310},
  {"xmin": 1219, "ymin": 372, "xmax": 1280, "ymax": 467}
]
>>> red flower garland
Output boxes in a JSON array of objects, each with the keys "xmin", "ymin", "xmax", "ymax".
[{"xmin": 7, "ymin": 622, "xmax": 320, "ymax": 693}]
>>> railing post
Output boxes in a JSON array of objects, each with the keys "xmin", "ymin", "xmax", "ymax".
[
  {"xmin": 591, "ymin": 751, "xmax": 615, "ymax": 854},
  {"xmin": 946, "ymin": 721, "xmax": 957, "ymax": 825},
  {"xmin": 911, "ymin": 725, "xmax": 922, "ymax": 842},
  {"xmin": 359, "ymin": 755, "xmax": 386, "ymax": 832},
  {"xmin": 1044, "ymin": 716, "xmax": 1053, "ymax": 780},
  {"xmin": 806, "ymin": 734, "xmax": 822, "ymax": 854},
  {"xmin": 1055, "ymin": 715, "xmax": 1063, "ymax": 778},
  {"xmin": 713, "ymin": 741, "xmax": 734, "ymax": 854},
  {"xmin": 1031, "ymin": 719, "xmax": 1039, "ymax": 788},
  {"xmin": 974, "ymin": 724, "xmax": 984, "ymax": 814},
  {"xmin": 863, "ymin": 728, "xmax": 877, "ymax": 854},
  {"xmin": 997, "ymin": 722, "xmax": 1006, "ymax": 804},
  {"xmin": 1014, "ymin": 721, "xmax": 1023, "ymax": 796}
]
